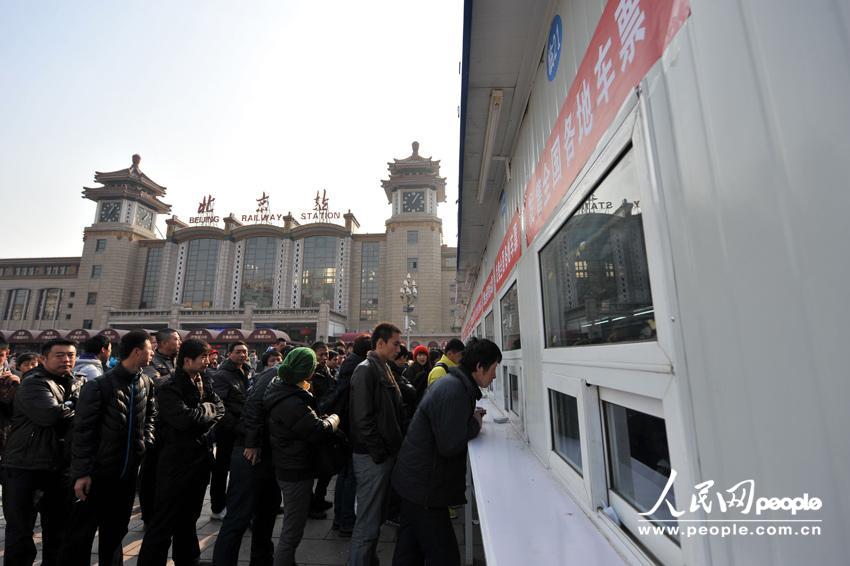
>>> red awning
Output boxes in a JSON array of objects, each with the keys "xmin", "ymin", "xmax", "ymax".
[
  {"xmin": 36, "ymin": 329, "xmax": 68, "ymax": 342},
  {"xmin": 246, "ymin": 328, "xmax": 291, "ymax": 343},
  {"xmin": 98, "ymin": 328, "xmax": 129, "ymax": 342},
  {"xmin": 8, "ymin": 329, "xmax": 36, "ymax": 344},
  {"xmin": 66, "ymin": 329, "xmax": 91, "ymax": 342},
  {"xmin": 216, "ymin": 328, "xmax": 246, "ymax": 342},
  {"xmin": 186, "ymin": 328, "xmax": 215, "ymax": 341}
]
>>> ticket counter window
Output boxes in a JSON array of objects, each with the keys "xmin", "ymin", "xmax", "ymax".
[
  {"xmin": 500, "ymin": 282, "xmax": 521, "ymax": 350},
  {"xmin": 539, "ymin": 150, "xmax": 655, "ymax": 348},
  {"xmin": 549, "ymin": 390, "xmax": 582, "ymax": 475}
]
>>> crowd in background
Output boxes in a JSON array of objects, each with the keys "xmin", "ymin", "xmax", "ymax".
[{"xmin": 0, "ymin": 323, "xmax": 501, "ymax": 566}]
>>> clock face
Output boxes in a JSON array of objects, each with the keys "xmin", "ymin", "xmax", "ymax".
[
  {"xmin": 99, "ymin": 201, "xmax": 121, "ymax": 223},
  {"xmin": 402, "ymin": 191, "xmax": 425, "ymax": 213},
  {"xmin": 135, "ymin": 206, "xmax": 154, "ymax": 230}
]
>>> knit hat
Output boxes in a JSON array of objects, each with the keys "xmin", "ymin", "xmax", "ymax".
[
  {"xmin": 278, "ymin": 347, "xmax": 317, "ymax": 384},
  {"xmin": 413, "ymin": 345, "xmax": 429, "ymax": 359}
]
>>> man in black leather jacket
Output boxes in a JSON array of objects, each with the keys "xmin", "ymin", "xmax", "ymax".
[
  {"xmin": 143, "ymin": 328, "xmax": 181, "ymax": 386},
  {"xmin": 138, "ymin": 339, "xmax": 225, "ymax": 566},
  {"xmin": 347, "ymin": 323, "xmax": 404, "ymax": 566},
  {"xmin": 210, "ymin": 340, "xmax": 253, "ymax": 519},
  {"xmin": 62, "ymin": 330, "xmax": 157, "ymax": 566},
  {"xmin": 2, "ymin": 338, "xmax": 84, "ymax": 566}
]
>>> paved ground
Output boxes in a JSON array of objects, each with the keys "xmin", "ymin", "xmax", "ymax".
[{"xmin": 0, "ymin": 478, "xmax": 486, "ymax": 565}]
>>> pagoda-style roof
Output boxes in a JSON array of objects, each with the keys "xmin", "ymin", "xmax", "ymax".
[
  {"xmin": 382, "ymin": 141, "xmax": 447, "ymax": 202},
  {"xmin": 92, "ymin": 154, "xmax": 167, "ymax": 196}
]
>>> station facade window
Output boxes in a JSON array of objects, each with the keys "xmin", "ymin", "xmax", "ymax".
[
  {"xmin": 360, "ymin": 241, "xmax": 380, "ymax": 320},
  {"xmin": 35, "ymin": 288, "xmax": 62, "ymax": 321},
  {"xmin": 139, "ymin": 248, "xmax": 162, "ymax": 309},
  {"xmin": 241, "ymin": 237, "xmax": 277, "ymax": 308},
  {"xmin": 301, "ymin": 236, "xmax": 337, "ymax": 308},
  {"xmin": 182, "ymin": 239, "xmax": 220, "ymax": 308}
]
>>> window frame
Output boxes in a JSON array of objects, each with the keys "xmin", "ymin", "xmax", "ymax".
[{"xmin": 525, "ymin": 102, "xmax": 695, "ymax": 564}]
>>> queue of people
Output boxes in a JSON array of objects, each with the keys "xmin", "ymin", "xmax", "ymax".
[{"xmin": 0, "ymin": 324, "xmax": 502, "ymax": 566}]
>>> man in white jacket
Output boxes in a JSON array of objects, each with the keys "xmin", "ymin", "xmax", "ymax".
[{"xmin": 73, "ymin": 335, "xmax": 112, "ymax": 381}]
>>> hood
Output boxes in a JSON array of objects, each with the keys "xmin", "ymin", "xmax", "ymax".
[{"xmin": 74, "ymin": 358, "xmax": 103, "ymax": 369}]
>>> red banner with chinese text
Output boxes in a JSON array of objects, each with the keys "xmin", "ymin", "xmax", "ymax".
[
  {"xmin": 463, "ymin": 269, "xmax": 494, "ymax": 339},
  {"xmin": 523, "ymin": 0, "xmax": 690, "ymax": 245},
  {"xmin": 494, "ymin": 212, "xmax": 522, "ymax": 293}
]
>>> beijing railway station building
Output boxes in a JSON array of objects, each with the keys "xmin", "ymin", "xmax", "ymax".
[{"xmin": 0, "ymin": 143, "xmax": 460, "ymax": 349}]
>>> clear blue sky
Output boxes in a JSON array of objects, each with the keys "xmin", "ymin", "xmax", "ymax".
[{"xmin": 0, "ymin": 1, "xmax": 463, "ymax": 258}]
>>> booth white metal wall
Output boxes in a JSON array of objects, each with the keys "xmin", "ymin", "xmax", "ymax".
[{"xmin": 461, "ymin": 1, "xmax": 850, "ymax": 564}]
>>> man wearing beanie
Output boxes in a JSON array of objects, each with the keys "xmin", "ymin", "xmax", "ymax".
[
  {"xmin": 347, "ymin": 323, "xmax": 404, "ymax": 566},
  {"xmin": 264, "ymin": 347, "xmax": 340, "ymax": 566}
]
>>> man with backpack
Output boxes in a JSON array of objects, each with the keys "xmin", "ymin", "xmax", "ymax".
[
  {"xmin": 62, "ymin": 330, "xmax": 157, "ymax": 566},
  {"xmin": 426, "ymin": 338, "xmax": 465, "ymax": 387}
]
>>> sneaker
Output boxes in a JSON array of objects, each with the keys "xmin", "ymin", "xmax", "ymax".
[
  {"xmin": 210, "ymin": 508, "xmax": 227, "ymax": 521},
  {"xmin": 308, "ymin": 509, "xmax": 327, "ymax": 519},
  {"xmin": 312, "ymin": 498, "xmax": 333, "ymax": 510}
]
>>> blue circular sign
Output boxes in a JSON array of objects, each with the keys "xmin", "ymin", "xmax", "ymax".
[{"xmin": 547, "ymin": 15, "xmax": 563, "ymax": 82}]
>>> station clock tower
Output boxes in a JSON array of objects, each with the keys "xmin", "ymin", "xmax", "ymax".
[
  {"xmin": 382, "ymin": 142, "xmax": 447, "ymax": 336},
  {"xmin": 69, "ymin": 155, "xmax": 172, "ymax": 328}
]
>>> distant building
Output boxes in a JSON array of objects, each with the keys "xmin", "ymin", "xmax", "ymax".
[{"xmin": 0, "ymin": 143, "xmax": 460, "ymax": 348}]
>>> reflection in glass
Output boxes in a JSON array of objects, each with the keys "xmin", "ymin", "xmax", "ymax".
[
  {"xmin": 360, "ymin": 241, "xmax": 380, "ymax": 320},
  {"xmin": 241, "ymin": 237, "xmax": 278, "ymax": 307},
  {"xmin": 302, "ymin": 236, "xmax": 337, "ymax": 308},
  {"xmin": 139, "ymin": 247, "xmax": 162, "ymax": 308},
  {"xmin": 484, "ymin": 311, "xmax": 495, "ymax": 342},
  {"xmin": 182, "ymin": 239, "xmax": 220, "ymax": 308},
  {"xmin": 539, "ymin": 150, "xmax": 654, "ymax": 348},
  {"xmin": 549, "ymin": 390, "xmax": 582, "ymax": 474},
  {"xmin": 500, "ymin": 282, "xmax": 521, "ymax": 350},
  {"xmin": 604, "ymin": 402, "xmax": 678, "ymax": 533}
]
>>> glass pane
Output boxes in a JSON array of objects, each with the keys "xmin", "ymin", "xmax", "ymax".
[
  {"xmin": 360, "ymin": 241, "xmax": 380, "ymax": 320},
  {"xmin": 539, "ymin": 150, "xmax": 655, "ymax": 348},
  {"xmin": 301, "ymin": 236, "xmax": 337, "ymax": 308},
  {"xmin": 484, "ymin": 311, "xmax": 495, "ymax": 342},
  {"xmin": 604, "ymin": 402, "xmax": 677, "ymax": 528},
  {"xmin": 182, "ymin": 239, "xmax": 220, "ymax": 308},
  {"xmin": 241, "ymin": 237, "xmax": 278, "ymax": 307},
  {"xmin": 509, "ymin": 371, "xmax": 519, "ymax": 415},
  {"xmin": 140, "ymin": 248, "xmax": 162, "ymax": 308},
  {"xmin": 549, "ymin": 390, "xmax": 582, "ymax": 474},
  {"xmin": 500, "ymin": 282, "xmax": 521, "ymax": 350}
]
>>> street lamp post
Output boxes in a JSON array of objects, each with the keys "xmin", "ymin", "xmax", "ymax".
[{"xmin": 399, "ymin": 273, "xmax": 418, "ymax": 346}]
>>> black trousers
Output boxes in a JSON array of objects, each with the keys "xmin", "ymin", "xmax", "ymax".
[
  {"xmin": 138, "ymin": 449, "xmax": 159, "ymax": 523},
  {"xmin": 137, "ymin": 465, "xmax": 210, "ymax": 566},
  {"xmin": 210, "ymin": 432, "xmax": 235, "ymax": 514},
  {"xmin": 60, "ymin": 468, "xmax": 138, "ymax": 566},
  {"xmin": 2, "ymin": 468, "xmax": 69, "ymax": 566},
  {"xmin": 392, "ymin": 498, "xmax": 460, "ymax": 566},
  {"xmin": 312, "ymin": 472, "xmax": 332, "ymax": 506}
]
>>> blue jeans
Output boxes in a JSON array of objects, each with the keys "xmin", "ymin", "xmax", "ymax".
[
  {"xmin": 212, "ymin": 446, "xmax": 281, "ymax": 566},
  {"xmin": 333, "ymin": 455, "xmax": 357, "ymax": 530},
  {"xmin": 348, "ymin": 454, "xmax": 395, "ymax": 566}
]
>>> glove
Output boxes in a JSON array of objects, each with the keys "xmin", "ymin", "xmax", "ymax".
[{"xmin": 324, "ymin": 413, "xmax": 340, "ymax": 432}]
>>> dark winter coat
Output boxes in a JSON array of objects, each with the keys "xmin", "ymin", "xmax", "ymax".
[
  {"xmin": 319, "ymin": 352, "xmax": 364, "ymax": 429},
  {"xmin": 391, "ymin": 362, "xmax": 418, "ymax": 424},
  {"xmin": 403, "ymin": 361, "xmax": 430, "ymax": 404},
  {"xmin": 391, "ymin": 366, "xmax": 482, "ymax": 507},
  {"xmin": 2, "ymin": 366, "xmax": 84, "ymax": 472},
  {"xmin": 263, "ymin": 377, "xmax": 337, "ymax": 481},
  {"xmin": 349, "ymin": 353, "xmax": 404, "ymax": 464},
  {"xmin": 310, "ymin": 364, "xmax": 336, "ymax": 407},
  {"xmin": 154, "ymin": 368, "xmax": 224, "ymax": 474},
  {"xmin": 211, "ymin": 358, "xmax": 251, "ymax": 436},
  {"xmin": 69, "ymin": 363, "xmax": 156, "ymax": 481},
  {"xmin": 240, "ymin": 365, "xmax": 278, "ymax": 449},
  {"xmin": 143, "ymin": 349, "xmax": 177, "ymax": 386}
]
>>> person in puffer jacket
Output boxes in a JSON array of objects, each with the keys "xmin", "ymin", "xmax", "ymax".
[
  {"xmin": 264, "ymin": 347, "xmax": 340, "ymax": 566},
  {"xmin": 61, "ymin": 330, "xmax": 156, "ymax": 566},
  {"xmin": 2, "ymin": 339, "xmax": 84, "ymax": 566}
]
